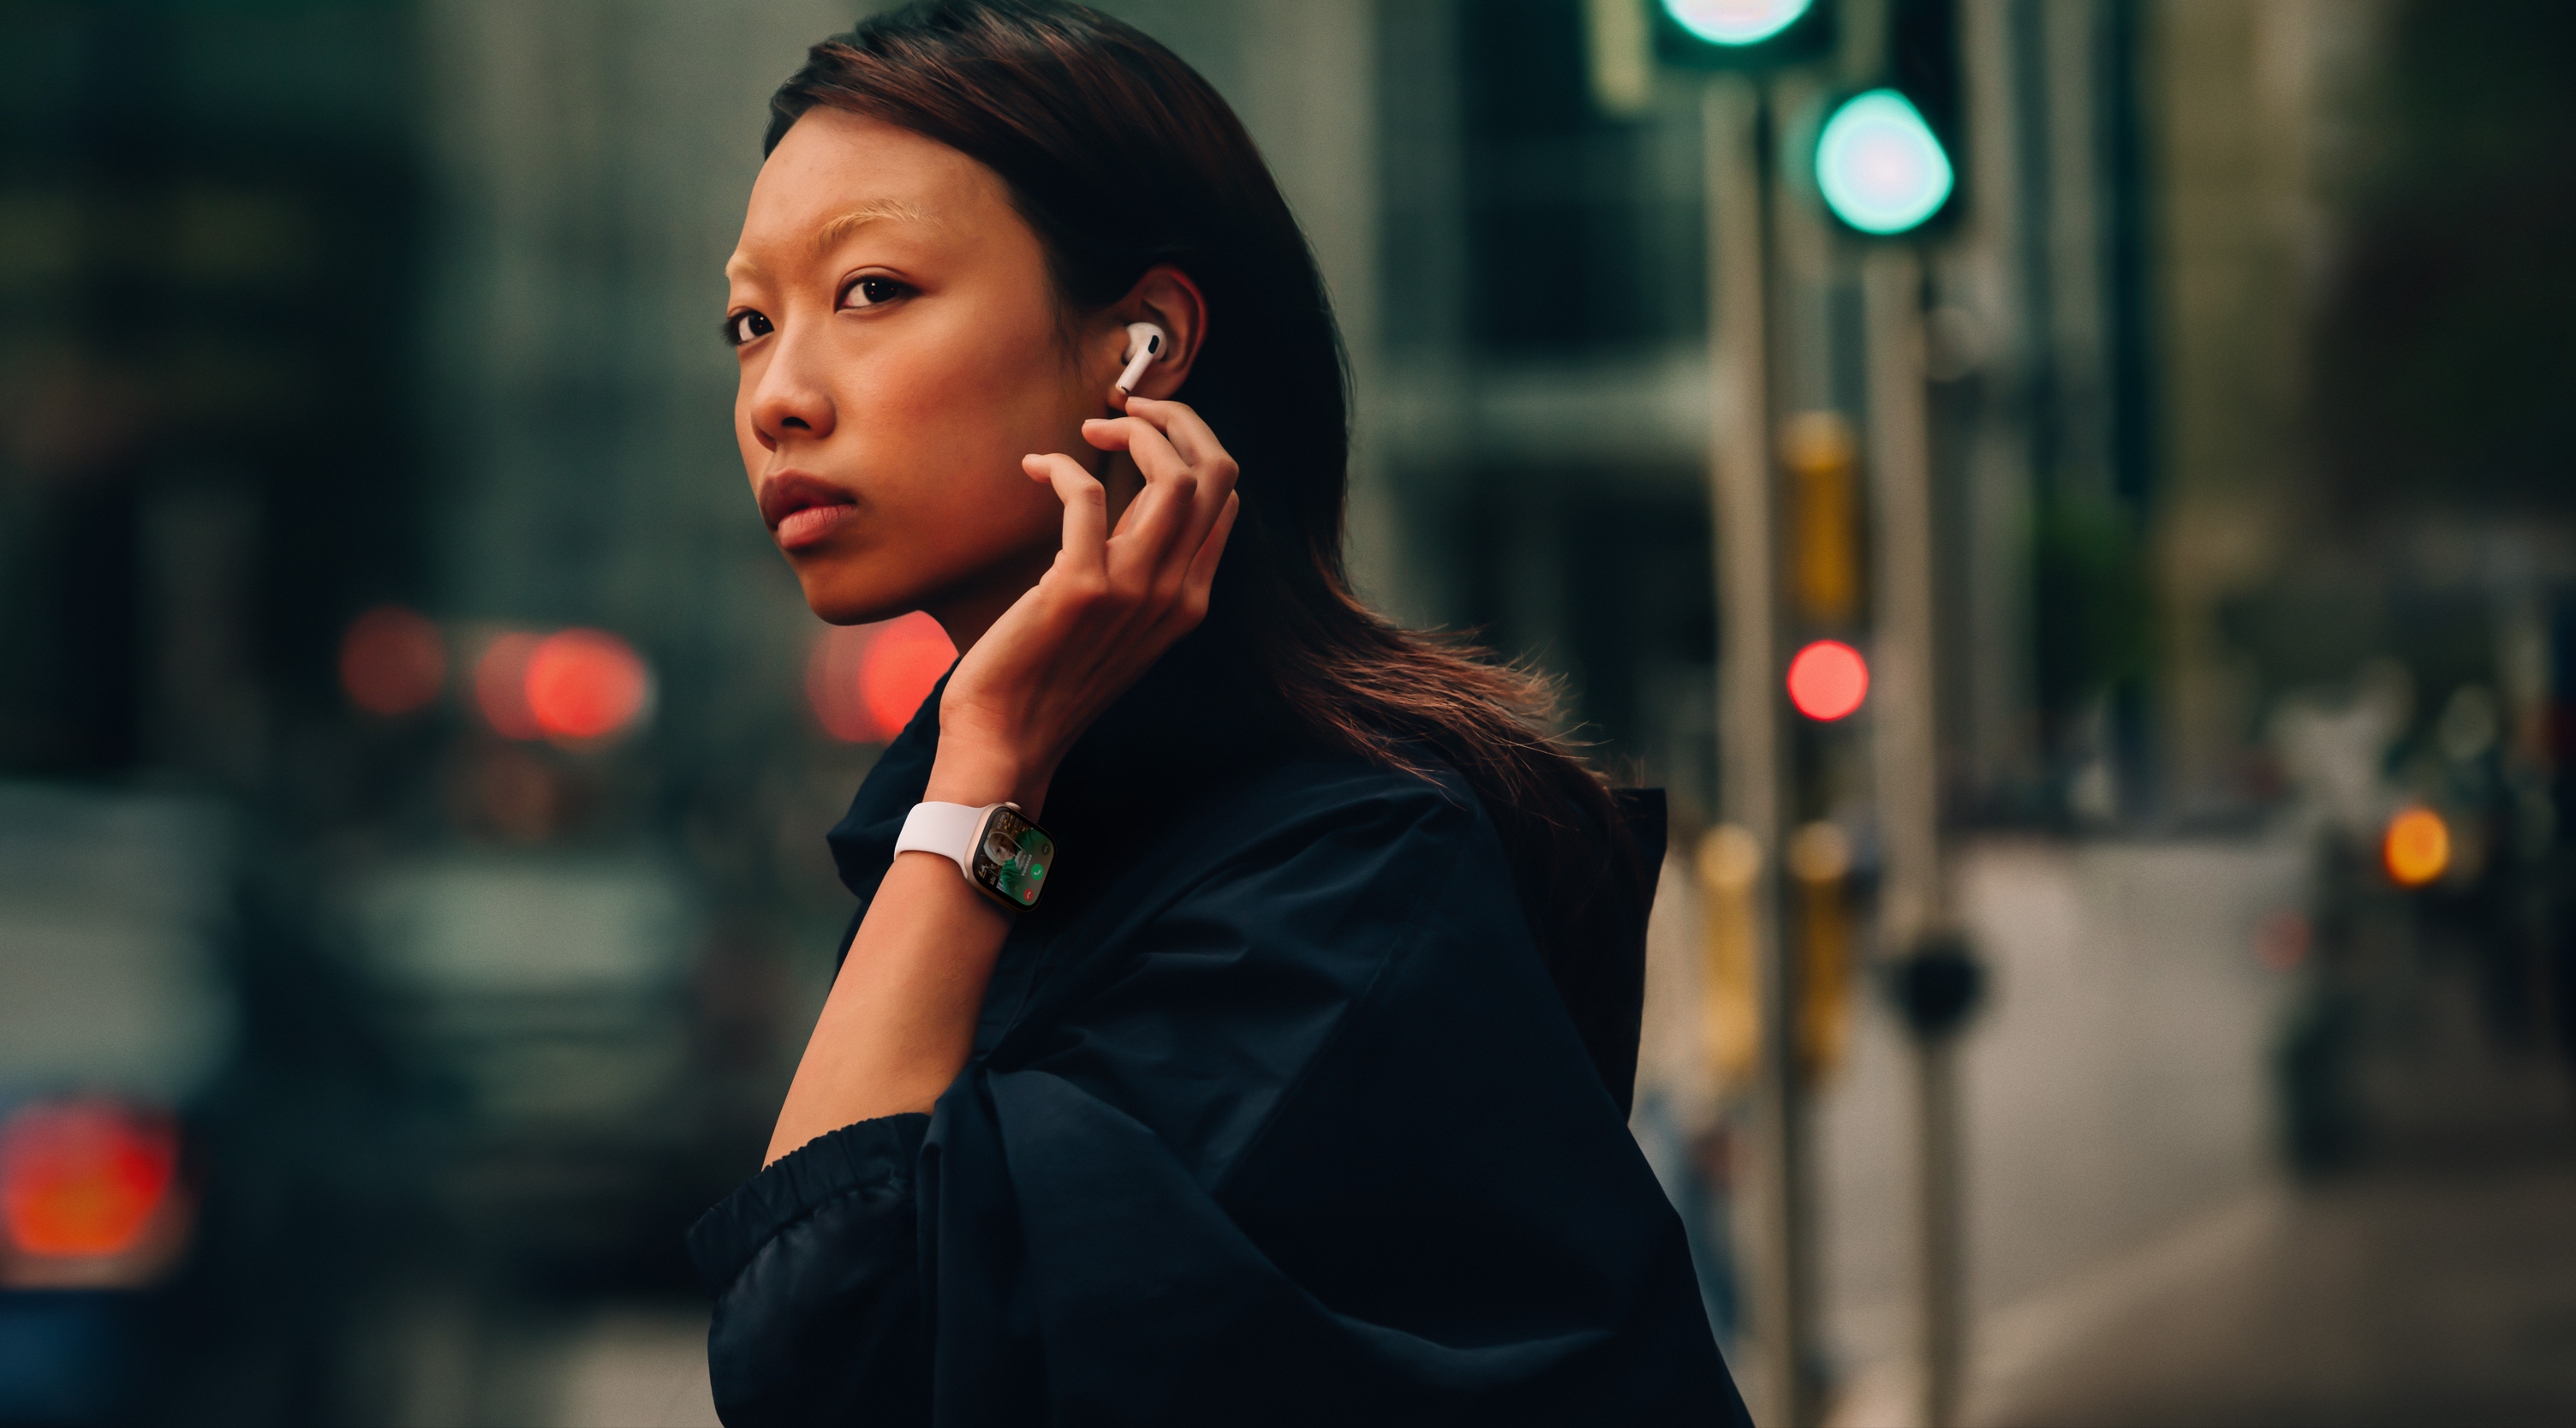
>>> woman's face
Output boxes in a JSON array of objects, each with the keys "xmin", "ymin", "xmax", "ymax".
[{"xmin": 724, "ymin": 109, "xmax": 1106, "ymax": 629}]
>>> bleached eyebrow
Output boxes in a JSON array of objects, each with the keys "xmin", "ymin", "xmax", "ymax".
[
  {"xmin": 724, "ymin": 201, "xmax": 937, "ymax": 284},
  {"xmin": 814, "ymin": 200, "xmax": 937, "ymax": 253}
]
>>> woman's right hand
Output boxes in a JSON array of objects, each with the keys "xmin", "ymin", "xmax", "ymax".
[{"xmin": 925, "ymin": 393, "xmax": 1240, "ymax": 815}]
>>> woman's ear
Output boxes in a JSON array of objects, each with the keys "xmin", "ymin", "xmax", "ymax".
[{"xmin": 1110, "ymin": 265, "xmax": 1207, "ymax": 401}]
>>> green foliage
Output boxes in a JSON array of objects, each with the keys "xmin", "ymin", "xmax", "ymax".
[{"xmin": 2031, "ymin": 499, "xmax": 2152, "ymax": 719}]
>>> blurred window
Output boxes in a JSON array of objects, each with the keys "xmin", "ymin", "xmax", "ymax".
[{"xmin": 1455, "ymin": 0, "xmax": 1705, "ymax": 355}]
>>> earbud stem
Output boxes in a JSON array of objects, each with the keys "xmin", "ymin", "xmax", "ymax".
[{"xmin": 1114, "ymin": 348, "xmax": 1156, "ymax": 397}]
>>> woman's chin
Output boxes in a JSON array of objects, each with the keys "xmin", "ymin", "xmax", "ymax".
[{"xmin": 796, "ymin": 568, "xmax": 923, "ymax": 628}]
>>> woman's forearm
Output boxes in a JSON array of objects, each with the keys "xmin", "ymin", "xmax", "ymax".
[
  {"xmin": 763, "ymin": 752, "xmax": 1046, "ymax": 1164},
  {"xmin": 761, "ymin": 392, "xmax": 1237, "ymax": 1167}
]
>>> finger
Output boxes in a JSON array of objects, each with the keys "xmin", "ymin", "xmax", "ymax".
[
  {"xmin": 1081, "ymin": 415, "xmax": 1194, "ymax": 490},
  {"xmin": 1084, "ymin": 407, "xmax": 1237, "ymax": 601},
  {"xmin": 1082, "ymin": 415, "xmax": 1201, "ymax": 559},
  {"xmin": 1023, "ymin": 452, "xmax": 1107, "ymax": 581},
  {"xmin": 1104, "ymin": 458, "xmax": 1196, "ymax": 596},
  {"xmin": 1158, "ymin": 490, "xmax": 1238, "ymax": 636},
  {"xmin": 1118, "ymin": 397, "xmax": 1231, "ymax": 475},
  {"xmin": 1103, "ymin": 401, "xmax": 1237, "ymax": 560}
]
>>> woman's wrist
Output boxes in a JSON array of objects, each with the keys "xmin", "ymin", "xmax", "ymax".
[{"xmin": 923, "ymin": 738, "xmax": 1053, "ymax": 816}]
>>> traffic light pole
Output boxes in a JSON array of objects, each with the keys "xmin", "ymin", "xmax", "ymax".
[
  {"xmin": 1862, "ymin": 256, "xmax": 1937, "ymax": 963},
  {"xmin": 1863, "ymin": 245, "xmax": 1966, "ymax": 1428},
  {"xmin": 1704, "ymin": 75, "xmax": 1815, "ymax": 1428}
]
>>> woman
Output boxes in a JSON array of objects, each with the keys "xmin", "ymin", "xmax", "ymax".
[{"xmin": 687, "ymin": 3, "xmax": 1749, "ymax": 1423}]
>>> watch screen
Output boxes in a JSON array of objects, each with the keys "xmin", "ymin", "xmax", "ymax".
[{"xmin": 972, "ymin": 806, "xmax": 1054, "ymax": 907}]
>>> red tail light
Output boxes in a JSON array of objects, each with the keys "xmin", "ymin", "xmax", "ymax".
[
  {"xmin": 808, "ymin": 612, "xmax": 956, "ymax": 744},
  {"xmin": 525, "ymin": 628, "xmax": 653, "ymax": 742},
  {"xmin": 1, "ymin": 1100, "xmax": 178, "ymax": 1260}
]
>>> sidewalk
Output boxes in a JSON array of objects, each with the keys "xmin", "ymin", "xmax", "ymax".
[
  {"xmin": 1979, "ymin": 1149, "xmax": 2576, "ymax": 1427},
  {"xmin": 1828, "ymin": 952, "xmax": 2576, "ymax": 1428},
  {"xmin": 1828, "ymin": 1147, "xmax": 2576, "ymax": 1428},
  {"xmin": 1968, "ymin": 928, "xmax": 2576, "ymax": 1428}
]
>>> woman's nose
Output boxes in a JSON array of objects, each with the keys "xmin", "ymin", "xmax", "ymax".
[{"xmin": 748, "ymin": 335, "xmax": 836, "ymax": 451}]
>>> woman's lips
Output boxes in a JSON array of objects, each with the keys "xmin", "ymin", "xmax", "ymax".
[
  {"xmin": 759, "ymin": 471, "xmax": 860, "ymax": 551},
  {"xmin": 774, "ymin": 502, "xmax": 858, "ymax": 550}
]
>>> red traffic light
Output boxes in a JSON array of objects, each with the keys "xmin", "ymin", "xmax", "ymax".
[{"xmin": 1787, "ymin": 640, "xmax": 1869, "ymax": 720}]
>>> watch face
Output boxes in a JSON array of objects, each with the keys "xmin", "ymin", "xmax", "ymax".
[{"xmin": 972, "ymin": 805, "xmax": 1054, "ymax": 907}]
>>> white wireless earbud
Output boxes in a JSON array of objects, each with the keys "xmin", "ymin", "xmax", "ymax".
[{"xmin": 1114, "ymin": 321, "xmax": 1169, "ymax": 397}]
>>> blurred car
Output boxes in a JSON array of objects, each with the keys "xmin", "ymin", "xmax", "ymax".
[
  {"xmin": 349, "ymin": 850, "xmax": 707, "ymax": 1281},
  {"xmin": 0, "ymin": 784, "xmax": 236, "ymax": 1423}
]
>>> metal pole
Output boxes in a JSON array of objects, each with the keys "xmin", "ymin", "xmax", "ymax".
[
  {"xmin": 1863, "ymin": 246, "xmax": 1966, "ymax": 1427},
  {"xmin": 1705, "ymin": 75, "xmax": 1810, "ymax": 1428},
  {"xmin": 1912, "ymin": 1032, "xmax": 1965, "ymax": 1425},
  {"xmin": 1864, "ymin": 248, "xmax": 1939, "ymax": 953}
]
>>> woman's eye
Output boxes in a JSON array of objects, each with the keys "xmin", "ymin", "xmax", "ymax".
[
  {"xmin": 724, "ymin": 310, "xmax": 772, "ymax": 347},
  {"xmin": 840, "ymin": 276, "xmax": 909, "ymax": 310}
]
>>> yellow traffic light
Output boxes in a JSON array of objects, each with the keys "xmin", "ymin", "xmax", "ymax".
[{"xmin": 1785, "ymin": 411, "xmax": 1861, "ymax": 624}]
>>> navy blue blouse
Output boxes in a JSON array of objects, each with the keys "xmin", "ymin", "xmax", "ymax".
[{"xmin": 687, "ymin": 653, "xmax": 1749, "ymax": 1426}]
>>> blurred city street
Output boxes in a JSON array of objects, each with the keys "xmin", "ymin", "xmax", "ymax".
[
  {"xmin": 1973, "ymin": 1148, "xmax": 2576, "ymax": 1428},
  {"xmin": 1827, "ymin": 862, "xmax": 2576, "ymax": 1426},
  {"xmin": 8, "ymin": 0, "xmax": 2576, "ymax": 1423}
]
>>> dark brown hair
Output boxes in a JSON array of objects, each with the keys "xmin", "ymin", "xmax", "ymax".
[{"xmin": 768, "ymin": 0, "xmax": 1650, "ymax": 1091}]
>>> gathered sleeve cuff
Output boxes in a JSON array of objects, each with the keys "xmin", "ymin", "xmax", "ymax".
[
  {"xmin": 686, "ymin": 1114, "xmax": 938, "ymax": 1428},
  {"xmin": 686, "ymin": 1112, "xmax": 931, "ymax": 1291}
]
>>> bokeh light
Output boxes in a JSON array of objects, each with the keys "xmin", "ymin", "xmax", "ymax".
[
  {"xmin": 1815, "ymin": 89, "xmax": 1955, "ymax": 236},
  {"xmin": 339, "ymin": 606, "xmax": 445, "ymax": 717},
  {"xmin": 525, "ymin": 629, "xmax": 653, "ymax": 743},
  {"xmin": 2383, "ymin": 806, "xmax": 2451, "ymax": 887},
  {"xmin": 1, "ymin": 1100, "xmax": 177, "ymax": 1259},
  {"xmin": 473, "ymin": 632, "xmax": 543, "ymax": 740},
  {"xmin": 807, "ymin": 612, "xmax": 957, "ymax": 744},
  {"xmin": 1787, "ymin": 639, "xmax": 1869, "ymax": 720},
  {"xmin": 1661, "ymin": 0, "xmax": 1813, "ymax": 45}
]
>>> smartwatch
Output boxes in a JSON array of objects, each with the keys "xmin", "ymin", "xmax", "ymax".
[{"xmin": 895, "ymin": 801, "xmax": 1057, "ymax": 909}]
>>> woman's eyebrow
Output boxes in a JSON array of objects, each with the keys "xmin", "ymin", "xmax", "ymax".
[
  {"xmin": 814, "ymin": 200, "xmax": 938, "ymax": 254},
  {"xmin": 723, "ymin": 200, "xmax": 940, "ymax": 283}
]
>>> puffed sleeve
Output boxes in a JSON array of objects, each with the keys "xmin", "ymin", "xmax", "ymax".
[
  {"xmin": 686, "ymin": 1114, "xmax": 932, "ymax": 1425},
  {"xmin": 689, "ymin": 757, "xmax": 1746, "ymax": 1427}
]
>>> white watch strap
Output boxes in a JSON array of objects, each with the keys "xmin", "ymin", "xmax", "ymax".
[{"xmin": 895, "ymin": 801, "xmax": 993, "ymax": 881}]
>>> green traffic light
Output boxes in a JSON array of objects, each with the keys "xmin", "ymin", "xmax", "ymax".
[
  {"xmin": 1659, "ymin": 0, "xmax": 1816, "ymax": 46},
  {"xmin": 1815, "ymin": 89, "xmax": 1954, "ymax": 235}
]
